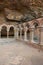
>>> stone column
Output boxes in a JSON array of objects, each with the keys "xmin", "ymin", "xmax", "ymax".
[
  {"xmin": 40, "ymin": 28, "xmax": 43, "ymax": 45},
  {"xmin": 14, "ymin": 28, "xmax": 17, "ymax": 39},
  {"xmin": 24, "ymin": 27, "xmax": 27, "ymax": 41},
  {"xmin": 13, "ymin": 27, "xmax": 15, "ymax": 38},
  {"xmin": 20, "ymin": 28, "xmax": 22, "ymax": 40},
  {"xmin": 14, "ymin": 27, "xmax": 18, "ymax": 39},
  {"xmin": 0, "ymin": 31, "xmax": 1, "ymax": 38},
  {"xmin": 31, "ymin": 30, "xmax": 34, "ymax": 42},
  {"xmin": 30, "ymin": 27, "xmax": 35, "ymax": 43},
  {"xmin": 16, "ymin": 28, "xmax": 19, "ymax": 39},
  {"xmin": 0, "ymin": 28, "xmax": 1, "ymax": 38},
  {"xmin": 7, "ymin": 29, "xmax": 9, "ymax": 38}
]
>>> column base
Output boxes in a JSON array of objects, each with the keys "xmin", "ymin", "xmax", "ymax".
[
  {"xmin": 40, "ymin": 42, "xmax": 43, "ymax": 45},
  {"xmin": 31, "ymin": 40, "xmax": 38, "ymax": 44},
  {"xmin": 24, "ymin": 38, "xmax": 28, "ymax": 41}
]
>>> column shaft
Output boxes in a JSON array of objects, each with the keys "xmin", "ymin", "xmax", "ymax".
[
  {"xmin": 0, "ymin": 31, "xmax": 1, "ymax": 38},
  {"xmin": 20, "ymin": 30, "xmax": 22, "ymax": 39},
  {"xmin": 16, "ymin": 30, "xmax": 19, "ymax": 39},
  {"xmin": 31, "ymin": 29, "xmax": 34, "ymax": 43},
  {"xmin": 7, "ymin": 31, "xmax": 9, "ymax": 38},
  {"xmin": 40, "ymin": 30, "xmax": 43, "ymax": 45},
  {"xmin": 15, "ymin": 29, "xmax": 16, "ymax": 39},
  {"xmin": 24, "ymin": 31, "xmax": 27, "ymax": 41}
]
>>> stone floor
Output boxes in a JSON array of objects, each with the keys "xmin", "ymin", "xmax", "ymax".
[{"xmin": 0, "ymin": 38, "xmax": 43, "ymax": 65}]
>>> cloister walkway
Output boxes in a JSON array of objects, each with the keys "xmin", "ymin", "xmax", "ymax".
[{"xmin": 0, "ymin": 38, "xmax": 43, "ymax": 65}]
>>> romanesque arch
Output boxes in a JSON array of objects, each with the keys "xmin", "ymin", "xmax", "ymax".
[
  {"xmin": 1, "ymin": 26, "xmax": 7, "ymax": 38},
  {"xmin": 9, "ymin": 26, "xmax": 14, "ymax": 38},
  {"xmin": 33, "ymin": 20, "xmax": 39, "ymax": 28}
]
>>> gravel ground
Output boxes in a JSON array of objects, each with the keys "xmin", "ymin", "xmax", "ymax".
[{"xmin": 0, "ymin": 38, "xmax": 43, "ymax": 65}]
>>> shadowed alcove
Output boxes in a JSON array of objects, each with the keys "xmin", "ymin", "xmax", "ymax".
[
  {"xmin": 1, "ymin": 26, "xmax": 7, "ymax": 38},
  {"xmin": 9, "ymin": 27, "xmax": 14, "ymax": 38}
]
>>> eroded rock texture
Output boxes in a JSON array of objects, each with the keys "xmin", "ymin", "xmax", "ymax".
[{"xmin": 0, "ymin": 0, "xmax": 43, "ymax": 22}]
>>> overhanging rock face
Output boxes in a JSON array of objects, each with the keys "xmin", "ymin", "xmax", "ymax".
[
  {"xmin": 0, "ymin": 0, "xmax": 43, "ymax": 22},
  {"xmin": 5, "ymin": 8, "xmax": 24, "ymax": 21},
  {"xmin": 4, "ymin": 8, "xmax": 35, "ymax": 22}
]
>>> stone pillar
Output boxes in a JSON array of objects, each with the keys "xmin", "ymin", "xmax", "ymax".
[
  {"xmin": 30, "ymin": 28, "xmax": 35, "ymax": 43},
  {"xmin": 13, "ymin": 27, "xmax": 15, "ymax": 38},
  {"xmin": 16, "ymin": 31, "xmax": 18, "ymax": 39},
  {"xmin": 24, "ymin": 31, "xmax": 27, "ymax": 41},
  {"xmin": 14, "ymin": 27, "xmax": 18, "ymax": 39},
  {"xmin": 7, "ymin": 29, "xmax": 9, "ymax": 38},
  {"xmin": 20, "ymin": 28, "xmax": 22, "ymax": 40},
  {"xmin": 14, "ymin": 28, "xmax": 17, "ymax": 39},
  {"xmin": 24, "ymin": 27, "xmax": 27, "ymax": 41},
  {"xmin": 40, "ymin": 28, "xmax": 43, "ymax": 45},
  {"xmin": 0, "ymin": 28, "xmax": 1, "ymax": 38},
  {"xmin": 0, "ymin": 31, "xmax": 1, "ymax": 38},
  {"xmin": 16, "ymin": 28, "xmax": 19, "ymax": 39}
]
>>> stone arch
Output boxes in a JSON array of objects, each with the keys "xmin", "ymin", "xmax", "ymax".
[
  {"xmin": 32, "ymin": 20, "xmax": 39, "ymax": 42},
  {"xmin": 1, "ymin": 24, "xmax": 7, "ymax": 28},
  {"xmin": 9, "ymin": 26, "xmax": 14, "ymax": 38},
  {"xmin": 1, "ymin": 26, "xmax": 7, "ymax": 38},
  {"xmin": 21, "ymin": 24, "xmax": 24, "ymax": 28},
  {"xmin": 23, "ymin": 23, "xmax": 26, "ymax": 27},
  {"xmin": 9, "ymin": 25, "xmax": 14, "ymax": 29},
  {"xmin": 33, "ymin": 20, "xmax": 39, "ymax": 28},
  {"xmin": 25, "ymin": 23, "xmax": 30, "ymax": 28}
]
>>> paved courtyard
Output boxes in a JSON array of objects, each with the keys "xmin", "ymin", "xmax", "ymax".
[{"xmin": 0, "ymin": 38, "xmax": 43, "ymax": 65}]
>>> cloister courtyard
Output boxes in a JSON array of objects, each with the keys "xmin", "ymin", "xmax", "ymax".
[
  {"xmin": 0, "ymin": 0, "xmax": 43, "ymax": 65},
  {"xmin": 0, "ymin": 10, "xmax": 43, "ymax": 65}
]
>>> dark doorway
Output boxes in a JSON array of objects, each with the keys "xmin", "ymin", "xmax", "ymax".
[
  {"xmin": 9, "ymin": 27, "xmax": 14, "ymax": 38},
  {"xmin": 27, "ymin": 30, "xmax": 30, "ymax": 40},
  {"xmin": 1, "ymin": 26, "xmax": 7, "ymax": 38}
]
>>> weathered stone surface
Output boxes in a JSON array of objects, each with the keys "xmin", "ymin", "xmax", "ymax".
[{"xmin": 0, "ymin": 0, "xmax": 43, "ymax": 21}]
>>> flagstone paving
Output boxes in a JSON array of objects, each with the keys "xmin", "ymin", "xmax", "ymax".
[{"xmin": 0, "ymin": 38, "xmax": 43, "ymax": 65}]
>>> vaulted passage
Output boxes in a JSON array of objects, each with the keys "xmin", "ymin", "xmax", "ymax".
[
  {"xmin": 1, "ymin": 26, "xmax": 7, "ymax": 38},
  {"xmin": 9, "ymin": 27, "xmax": 14, "ymax": 38}
]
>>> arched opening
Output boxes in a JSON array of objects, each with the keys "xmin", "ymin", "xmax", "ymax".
[
  {"xmin": 18, "ymin": 30, "xmax": 20, "ymax": 38},
  {"xmin": 25, "ymin": 23, "xmax": 30, "ymax": 41},
  {"xmin": 9, "ymin": 27, "xmax": 14, "ymax": 38},
  {"xmin": 27, "ymin": 30, "xmax": 30, "ymax": 40},
  {"xmin": 33, "ymin": 20, "xmax": 39, "ymax": 42},
  {"xmin": 26, "ymin": 23, "xmax": 30, "ymax": 28},
  {"xmin": 34, "ymin": 28, "xmax": 39, "ymax": 43},
  {"xmin": 18, "ymin": 29, "xmax": 24, "ymax": 39},
  {"xmin": 34, "ymin": 22, "xmax": 38, "ymax": 28},
  {"xmin": 21, "ymin": 25, "xmax": 24, "ymax": 39},
  {"xmin": 1, "ymin": 26, "xmax": 7, "ymax": 38},
  {"xmin": 33, "ymin": 20, "xmax": 39, "ymax": 28},
  {"xmin": 22, "ymin": 29, "xmax": 24, "ymax": 39}
]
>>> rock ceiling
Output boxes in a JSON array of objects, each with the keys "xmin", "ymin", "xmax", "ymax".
[{"xmin": 0, "ymin": 0, "xmax": 43, "ymax": 22}]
